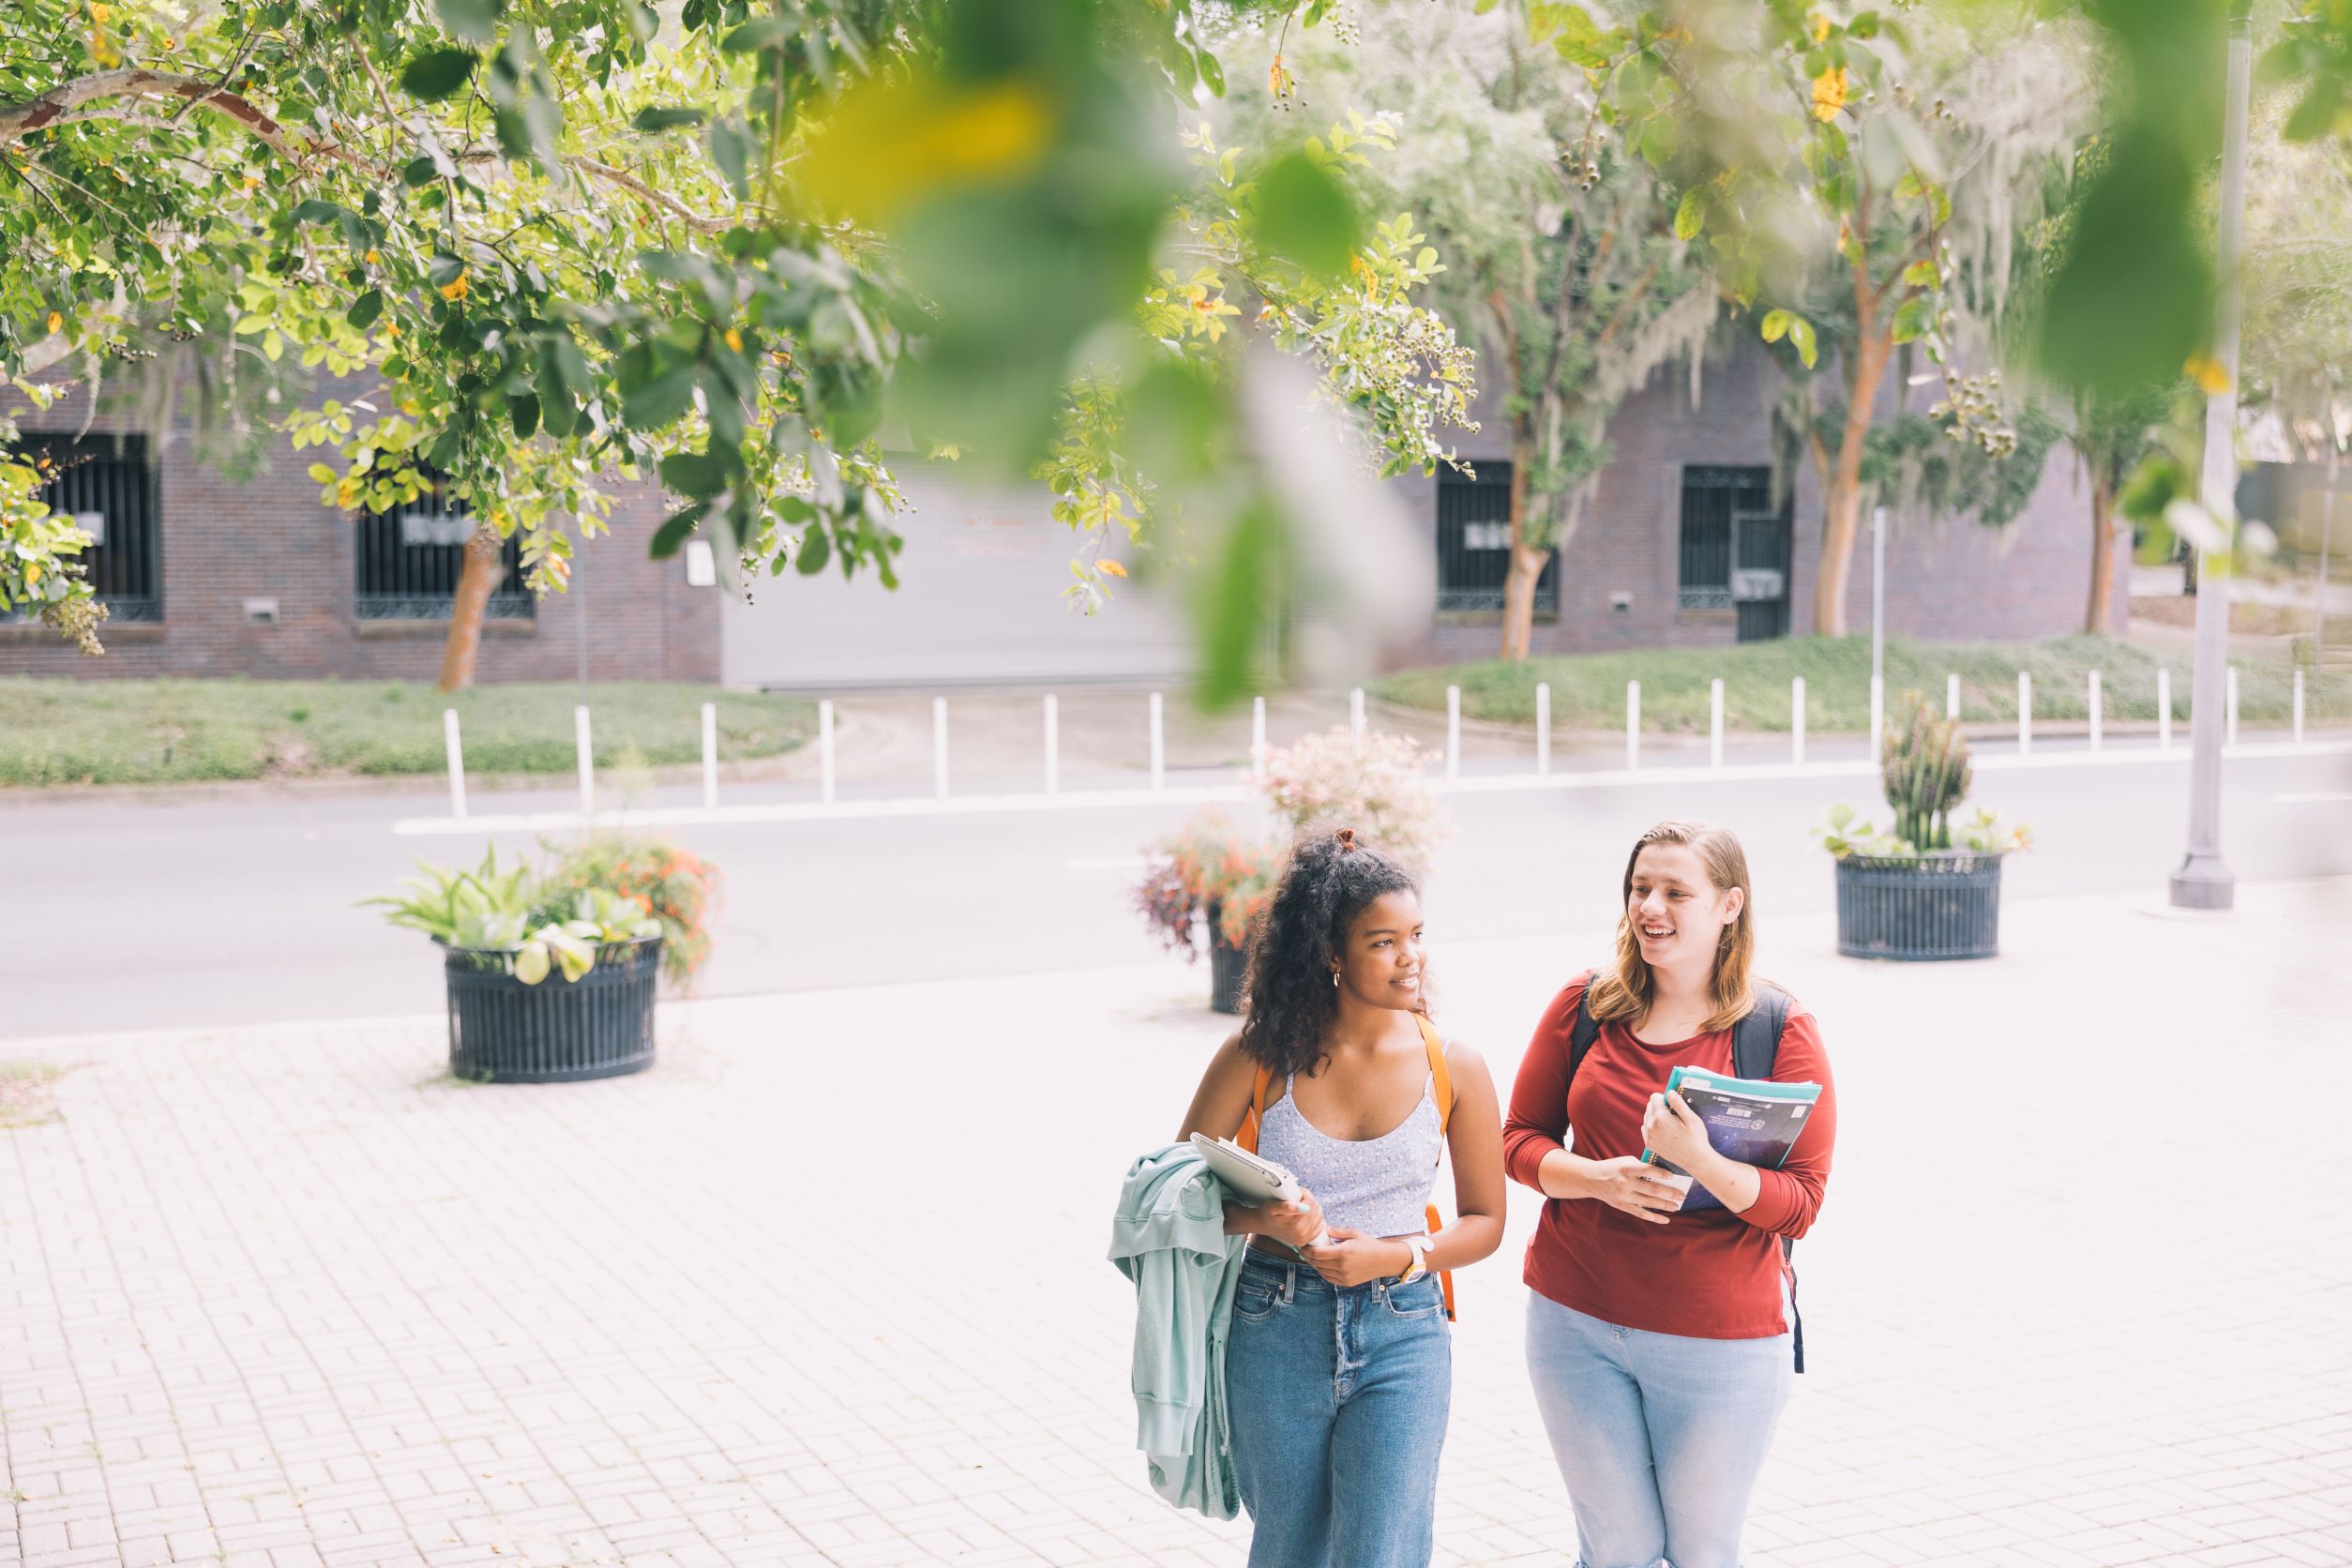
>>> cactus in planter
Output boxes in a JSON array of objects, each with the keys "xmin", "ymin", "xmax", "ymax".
[{"xmin": 1881, "ymin": 692, "xmax": 1972, "ymax": 852}]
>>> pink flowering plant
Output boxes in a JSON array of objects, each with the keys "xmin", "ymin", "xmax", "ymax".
[
  {"xmin": 1135, "ymin": 812, "xmax": 1280, "ymax": 957},
  {"xmin": 1258, "ymin": 726, "xmax": 1452, "ymax": 870}
]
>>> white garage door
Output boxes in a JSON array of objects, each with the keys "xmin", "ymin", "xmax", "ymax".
[{"xmin": 720, "ymin": 462, "xmax": 1196, "ymax": 690}]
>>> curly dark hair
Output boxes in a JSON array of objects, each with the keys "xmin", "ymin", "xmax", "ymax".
[{"xmin": 1236, "ymin": 825, "xmax": 1423, "ymax": 1079}]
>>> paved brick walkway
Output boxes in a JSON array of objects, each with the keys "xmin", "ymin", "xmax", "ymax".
[{"xmin": 5, "ymin": 879, "xmax": 2349, "ymax": 1567}]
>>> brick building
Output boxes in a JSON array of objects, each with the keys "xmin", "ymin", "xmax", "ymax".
[
  {"xmin": 0, "ymin": 383, "xmax": 720, "ymax": 686},
  {"xmin": 5, "ymin": 341, "xmax": 2125, "ymax": 689}
]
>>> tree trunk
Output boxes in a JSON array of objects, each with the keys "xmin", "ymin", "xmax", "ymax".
[
  {"xmin": 2086, "ymin": 469, "xmax": 2118, "ymax": 634},
  {"xmin": 438, "ymin": 520, "xmax": 505, "ymax": 693},
  {"xmin": 1810, "ymin": 328, "xmax": 1893, "ymax": 639},
  {"xmin": 1499, "ymin": 431, "xmax": 1541, "ymax": 662}
]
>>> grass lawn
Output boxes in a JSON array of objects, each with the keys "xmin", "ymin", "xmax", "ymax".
[
  {"xmin": 0, "ymin": 679, "xmax": 816, "ymax": 787},
  {"xmin": 1373, "ymin": 634, "xmax": 2352, "ymax": 734}
]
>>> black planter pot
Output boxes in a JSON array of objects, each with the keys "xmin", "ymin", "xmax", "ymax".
[
  {"xmin": 443, "ymin": 936, "xmax": 662, "ymax": 1082},
  {"xmin": 1833, "ymin": 852, "xmax": 2005, "ymax": 961},
  {"xmin": 1206, "ymin": 900, "xmax": 1247, "ymax": 1016}
]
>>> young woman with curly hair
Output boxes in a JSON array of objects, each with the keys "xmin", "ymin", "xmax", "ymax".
[
  {"xmin": 1504, "ymin": 820, "xmax": 1837, "ymax": 1568},
  {"xmin": 1177, "ymin": 825, "xmax": 1505, "ymax": 1568}
]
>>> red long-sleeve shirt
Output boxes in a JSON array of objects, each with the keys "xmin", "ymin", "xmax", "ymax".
[{"xmin": 1503, "ymin": 972, "xmax": 1836, "ymax": 1340}]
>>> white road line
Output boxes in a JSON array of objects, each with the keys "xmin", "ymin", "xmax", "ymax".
[{"xmin": 390, "ymin": 738, "xmax": 2352, "ymax": 837}]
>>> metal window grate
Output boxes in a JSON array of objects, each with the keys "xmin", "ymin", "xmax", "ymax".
[
  {"xmin": 354, "ymin": 477, "xmax": 533, "ymax": 621},
  {"xmin": 1679, "ymin": 464, "xmax": 1791, "ymax": 640},
  {"xmin": 11, "ymin": 433, "xmax": 162, "ymax": 622},
  {"xmin": 1436, "ymin": 463, "xmax": 1556, "ymax": 613}
]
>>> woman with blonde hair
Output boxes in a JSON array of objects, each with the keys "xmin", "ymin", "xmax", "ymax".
[{"xmin": 1503, "ymin": 820, "xmax": 1836, "ymax": 1568}]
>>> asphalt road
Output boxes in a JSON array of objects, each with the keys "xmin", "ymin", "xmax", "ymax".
[{"xmin": 8, "ymin": 743, "xmax": 2349, "ymax": 1041}]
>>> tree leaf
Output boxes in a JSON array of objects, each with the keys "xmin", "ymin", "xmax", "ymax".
[
  {"xmin": 1673, "ymin": 186, "xmax": 1707, "ymax": 241},
  {"xmin": 650, "ymin": 504, "xmax": 707, "ymax": 559},
  {"xmin": 400, "ymin": 48, "xmax": 478, "ymax": 101},
  {"xmin": 1760, "ymin": 308, "xmax": 1793, "ymax": 343},
  {"xmin": 622, "ymin": 364, "xmax": 698, "ymax": 430},
  {"xmin": 1787, "ymin": 315, "xmax": 1818, "ymax": 369},
  {"xmin": 1253, "ymin": 149, "xmax": 1362, "ymax": 280},
  {"xmin": 1890, "ymin": 295, "xmax": 1933, "ymax": 343},
  {"xmin": 796, "ymin": 525, "xmax": 832, "ymax": 575},
  {"xmin": 434, "ymin": 0, "xmax": 505, "ymax": 45},
  {"xmin": 631, "ymin": 106, "xmax": 708, "ymax": 131},
  {"xmin": 1197, "ymin": 48, "xmax": 1226, "ymax": 98},
  {"xmin": 345, "ymin": 288, "xmax": 384, "ymax": 330},
  {"xmin": 1901, "ymin": 259, "xmax": 1937, "ymax": 287},
  {"xmin": 658, "ymin": 448, "xmax": 732, "ymax": 498},
  {"xmin": 509, "ymin": 393, "xmax": 539, "ymax": 440}
]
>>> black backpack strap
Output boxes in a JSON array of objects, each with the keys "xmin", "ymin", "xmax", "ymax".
[
  {"xmin": 1731, "ymin": 981, "xmax": 1790, "ymax": 1081},
  {"xmin": 1565, "ymin": 974, "xmax": 1603, "ymax": 1092},
  {"xmin": 1732, "ymin": 982, "xmax": 1804, "ymax": 1374}
]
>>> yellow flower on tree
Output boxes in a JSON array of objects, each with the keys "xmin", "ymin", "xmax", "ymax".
[
  {"xmin": 1811, "ymin": 67, "xmax": 1849, "ymax": 123},
  {"xmin": 1098, "ymin": 559, "xmax": 1127, "ymax": 579},
  {"xmin": 2184, "ymin": 352, "xmax": 2231, "ymax": 395},
  {"xmin": 440, "ymin": 274, "xmax": 469, "ymax": 301}
]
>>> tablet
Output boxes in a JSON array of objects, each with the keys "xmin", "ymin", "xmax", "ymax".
[{"xmin": 1188, "ymin": 1133, "xmax": 1301, "ymax": 1206}]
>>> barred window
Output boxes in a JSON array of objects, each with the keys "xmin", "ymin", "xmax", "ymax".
[
  {"xmin": 1436, "ymin": 463, "xmax": 1555, "ymax": 613},
  {"xmin": 354, "ymin": 475, "xmax": 533, "ymax": 621},
  {"xmin": 12, "ymin": 433, "xmax": 162, "ymax": 623},
  {"xmin": 1678, "ymin": 465, "xmax": 1771, "ymax": 610}
]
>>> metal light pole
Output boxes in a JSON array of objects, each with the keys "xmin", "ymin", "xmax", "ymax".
[
  {"xmin": 1870, "ymin": 505, "xmax": 1887, "ymax": 761},
  {"xmin": 2170, "ymin": 8, "xmax": 2253, "ymax": 912}
]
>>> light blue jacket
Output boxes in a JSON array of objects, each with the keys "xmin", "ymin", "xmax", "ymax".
[{"xmin": 1108, "ymin": 1142, "xmax": 1246, "ymax": 1519}]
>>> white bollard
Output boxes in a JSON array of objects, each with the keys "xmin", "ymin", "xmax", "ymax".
[
  {"xmin": 2017, "ymin": 671, "xmax": 2031, "ymax": 757},
  {"xmin": 1045, "ymin": 694, "xmax": 1060, "ymax": 795},
  {"xmin": 1869, "ymin": 674, "xmax": 1885, "ymax": 763},
  {"xmin": 1536, "ymin": 683, "xmax": 1552, "ymax": 777},
  {"xmin": 1150, "ymin": 691, "xmax": 1166, "ymax": 792},
  {"xmin": 819, "ymin": 699, "xmax": 837, "ymax": 805},
  {"xmin": 2088, "ymin": 671, "xmax": 2103, "ymax": 753},
  {"xmin": 701, "ymin": 701, "xmax": 718, "ymax": 809},
  {"xmin": 2158, "ymin": 669, "xmax": 2173, "ymax": 751},
  {"xmin": 1792, "ymin": 676, "xmax": 1807, "ymax": 765},
  {"xmin": 1350, "ymin": 686, "xmax": 1366, "ymax": 739},
  {"xmin": 2226, "ymin": 665, "xmax": 2239, "ymax": 747},
  {"xmin": 443, "ymin": 707, "xmax": 467, "ymax": 819},
  {"xmin": 1251, "ymin": 695, "xmax": 1267, "ymax": 781},
  {"xmin": 934, "ymin": 696, "xmax": 950, "ymax": 799},
  {"xmin": 1445, "ymin": 686, "xmax": 1461, "ymax": 781},
  {"xmin": 575, "ymin": 704, "xmax": 595, "ymax": 817},
  {"xmin": 1710, "ymin": 678, "xmax": 1726, "ymax": 768},
  {"xmin": 1626, "ymin": 680, "xmax": 1641, "ymax": 771},
  {"xmin": 1946, "ymin": 672, "xmax": 1961, "ymax": 720},
  {"xmin": 2294, "ymin": 668, "xmax": 2306, "ymax": 746}
]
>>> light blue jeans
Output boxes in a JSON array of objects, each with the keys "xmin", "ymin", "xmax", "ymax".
[
  {"xmin": 1524, "ymin": 1292, "xmax": 1792, "ymax": 1568},
  {"xmin": 1225, "ymin": 1250, "xmax": 1452, "ymax": 1568}
]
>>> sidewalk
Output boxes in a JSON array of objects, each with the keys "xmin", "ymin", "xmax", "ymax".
[{"xmin": 5, "ymin": 880, "xmax": 2349, "ymax": 1567}]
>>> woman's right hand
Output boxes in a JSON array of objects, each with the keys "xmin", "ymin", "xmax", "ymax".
[
  {"xmin": 1258, "ymin": 1189, "xmax": 1326, "ymax": 1249},
  {"xmin": 1579, "ymin": 1156, "xmax": 1684, "ymax": 1225}
]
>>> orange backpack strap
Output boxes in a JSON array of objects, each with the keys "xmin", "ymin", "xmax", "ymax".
[
  {"xmin": 1414, "ymin": 1016, "xmax": 1459, "ymax": 1321},
  {"xmin": 1417, "ymin": 1016, "xmax": 1454, "ymax": 1134},
  {"xmin": 1237, "ymin": 1062, "xmax": 1274, "ymax": 1154}
]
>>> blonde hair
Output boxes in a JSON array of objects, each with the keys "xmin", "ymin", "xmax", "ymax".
[{"xmin": 1586, "ymin": 820, "xmax": 1756, "ymax": 1033}]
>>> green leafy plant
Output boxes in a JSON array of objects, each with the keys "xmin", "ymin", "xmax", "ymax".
[
  {"xmin": 1815, "ymin": 693, "xmax": 2031, "ymax": 860},
  {"xmin": 1881, "ymin": 692, "xmax": 1972, "ymax": 851},
  {"xmin": 535, "ymin": 834, "xmax": 720, "ymax": 986},
  {"xmin": 363, "ymin": 841, "xmax": 667, "ymax": 986}
]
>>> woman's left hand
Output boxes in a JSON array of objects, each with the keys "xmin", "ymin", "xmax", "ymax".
[
  {"xmin": 1640, "ymin": 1090, "xmax": 1716, "ymax": 1174},
  {"xmin": 1297, "ymin": 1227, "xmax": 1413, "ymax": 1289}
]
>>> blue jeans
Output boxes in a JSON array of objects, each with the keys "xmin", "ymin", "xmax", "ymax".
[
  {"xmin": 1224, "ymin": 1250, "xmax": 1452, "ymax": 1568},
  {"xmin": 1524, "ymin": 1292, "xmax": 1792, "ymax": 1568}
]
